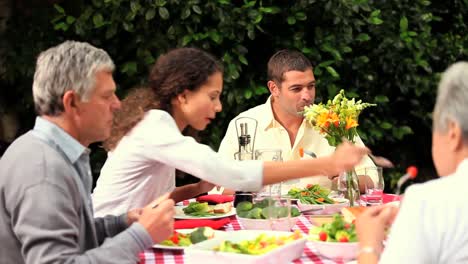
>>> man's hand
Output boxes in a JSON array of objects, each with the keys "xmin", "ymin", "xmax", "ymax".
[
  {"xmin": 138, "ymin": 193, "xmax": 175, "ymax": 243},
  {"xmin": 127, "ymin": 208, "xmax": 143, "ymax": 225}
]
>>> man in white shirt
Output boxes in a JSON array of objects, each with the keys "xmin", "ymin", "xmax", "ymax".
[
  {"xmin": 217, "ymin": 50, "xmax": 376, "ymax": 194},
  {"xmin": 356, "ymin": 61, "xmax": 468, "ymax": 264}
]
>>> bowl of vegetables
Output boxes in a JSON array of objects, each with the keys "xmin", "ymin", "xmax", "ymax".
[
  {"xmin": 308, "ymin": 214, "xmax": 359, "ymax": 260},
  {"xmin": 185, "ymin": 230, "xmax": 306, "ymax": 264},
  {"xmin": 289, "ymin": 184, "xmax": 349, "ymax": 215},
  {"xmin": 235, "ymin": 199, "xmax": 301, "ymax": 231},
  {"xmin": 155, "ymin": 227, "xmax": 222, "ymax": 250}
]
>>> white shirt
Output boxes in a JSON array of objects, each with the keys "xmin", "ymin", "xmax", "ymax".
[
  {"xmin": 380, "ymin": 159, "xmax": 468, "ymax": 264},
  {"xmin": 92, "ymin": 110, "xmax": 263, "ymax": 216},
  {"xmin": 216, "ymin": 97, "xmax": 376, "ymax": 193}
]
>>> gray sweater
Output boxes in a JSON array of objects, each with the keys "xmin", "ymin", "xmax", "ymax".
[{"xmin": 0, "ymin": 119, "xmax": 153, "ymax": 264}]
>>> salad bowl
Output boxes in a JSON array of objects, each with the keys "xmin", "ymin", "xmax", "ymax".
[{"xmin": 185, "ymin": 230, "xmax": 306, "ymax": 264}]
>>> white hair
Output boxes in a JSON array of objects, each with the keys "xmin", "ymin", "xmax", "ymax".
[
  {"xmin": 32, "ymin": 40, "xmax": 115, "ymax": 115},
  {"xmin": 433, "ymin": 61, "xmax": 468, "ymax": 140}
]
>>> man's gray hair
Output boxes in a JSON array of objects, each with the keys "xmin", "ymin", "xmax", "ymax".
[
  {"xmin": 33, "ymin": 40, "xmax": 115, "ymax": 115},
  {"xmin": 433, "ymin": 61, "xmax": 468, "ymax": 140}
]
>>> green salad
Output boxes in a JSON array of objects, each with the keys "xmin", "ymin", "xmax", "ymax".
[
  {"xmin": 214, "ymin": 231, "xmax": 302, "ymax": 255},
  {"xmin": 287, "ymin": 184, "xmax": 336, "ymax": 204},
  {"xmin": 309, "ymin": 214, "xmax": 357, "ymax": 242}
]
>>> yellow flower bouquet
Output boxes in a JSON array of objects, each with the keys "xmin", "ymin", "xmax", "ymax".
[
  {"xmin": 303, "ymin": 89, "xmax": 375, "ymax": 147},
  {"xmin": 303, "ymin": 89, "xmax": 375, "ymax": 206}
]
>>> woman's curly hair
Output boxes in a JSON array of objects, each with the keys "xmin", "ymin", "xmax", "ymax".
[{"xmin": 103, "ymin": 47, "xmax": 223, "ymax": 151}]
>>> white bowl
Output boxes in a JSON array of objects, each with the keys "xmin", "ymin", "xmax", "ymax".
[
  {"xmin": 309, "ymin": 240, "xmax": 358, "ymax": 260},
  {"xmin": 297, "ymin": 198, "xmax": 349, "ymax": 215},
  {"xmin": 185, "ymin": 230, "xmax": 307, "ymax": 264},
  {"xmin": 237, "ymin": 216, "xmax": 299, "ymax": 231}
]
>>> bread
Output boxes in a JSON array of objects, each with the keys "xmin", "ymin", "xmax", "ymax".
[
  {"xmin": 341, "ymin": 206, "xmax": 367, "ymax": 223},
  {"xmin": 213, "ymin": 202, "xmax": 232, "ymax": 214}
]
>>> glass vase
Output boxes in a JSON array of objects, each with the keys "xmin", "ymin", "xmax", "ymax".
[{"xmin": 337, "ymin": 169, "xmax": 360, "ymax": 207}]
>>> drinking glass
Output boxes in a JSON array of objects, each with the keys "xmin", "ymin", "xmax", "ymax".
[
  {"xmin": 361, "ymin": 167, "xmax": 384, "ymax": 206},
  {"xmin": 254, "ymin": 149, "xmax": 283, "ymax": 198}
]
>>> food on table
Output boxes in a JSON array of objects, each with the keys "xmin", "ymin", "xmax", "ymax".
[
  {"xmin": 213, "ymin": 231, "xmax": 302, "ymax": 255},
  {"xmin": 287, "ymin": 184, "xmax": 338, "ymax": 204},
  {"xmin": 160, "ymin": 227, "xmax": 215, "ymax": 247},
  {"xmin": 213, "ymin": 202, "xmax": 233, "ymax": 214},
  {"xmin": 182, "ymin": 202, "xmax": 232, "ymax": 217},
  {"xmin": 341, "ymin": 206, "xmax": 367, "ymax": 223},
  {"xmin": 309, "ymin": 214, "xmax": 357, "ymax": 242},
  {"xmin": 235, "ymin": 200, "xmax": 300, "ymax": 219}
]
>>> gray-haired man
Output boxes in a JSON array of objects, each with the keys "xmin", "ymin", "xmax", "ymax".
[{"xmin": 0, "ymin": 41, "xmax": 174, "ymax": 264}]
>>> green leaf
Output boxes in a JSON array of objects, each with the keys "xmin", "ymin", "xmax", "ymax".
[
  {"xmin": 182, "ymin": 35, "xmax": 192, "ymax": 46},
  {"xmin": 121, "ymin": 61, "xmax": 137, "ymax": 75},
  {"xmin": 370, "ymin": 10, "xmax": 381, "ymax": 17},
  {"xmin": 181, "ymin": 8, "xmax": 191, "ymax": 19},
  {"xmin": 54, "ymin": 4, "xmax": 65, "ymax": 14},
  {"xmin": 239, "ymin": 55, "xmax": 248, "ymax": 65},
  {"xmin": 209, "ymin": 31, "xmax": 222, "ymax": 44},
  {"xmin": 159, "ymin": 7, "xmax": 170, "ymax": 20},
  {"xmin": 374, "ymin": 95, "xmax": 389, "ymax": 103},
  {"xmin": 130, "ymin": 2, "xmax": 140, "ymax": 13},
  {"xmin": 155, "ymin": 0, "xmax": 167, "ymax": 6},
  {"xmin": 254, "ymin": 14, "xmax": 263, "ymax": 24},
  {"xmin": 400, "ymin": 16, "xmax": 408, "ymax": 32},
  {"xmin": 93, "ymin": 13, "xmax": 104, "ymax": 28},
  {"xmin": 66, "ymin": 16, "xmax": 76, "ymax": 24},
  {"xmin": 244, "ymin": 89, "xmax": 253, "ymax": 99},
  {"xmin": 295, "ymin": 12, "xmax": 307, "ymax": 21},
  {"xmin": 287, "ymin": 16, "xmax": 296, "ymax": 25},
  {"xmin": 192, "ymin": 5, "xmax": 202, "ymax": 15},
  {"xmin": 259, "ymin": 7, "xmax": 281, "ymax": 14},
  {"xmin": 146, "ymin": 9, "xmax": 156, "ymax": 20},
  {"xmin": 54, "ymin": 22, "xmax": 68, "ymax": 31},
  {"xmin": 325, "ymin": 66, "xmax": 340, "ymax": 78},
  {"xmin": 380, "ymin": 122, "xmax": 392, "ymax": 129},
  {"xmin": 356, "ymin": 33, "xmax": 370, "ymax": 42},
  {"xmin": 123, "ymin": 21, "xmax": 134, "ymax": 32},
  {"xmin": 369, "ymin": 17, "xmax": 383, "ymax": 25}
]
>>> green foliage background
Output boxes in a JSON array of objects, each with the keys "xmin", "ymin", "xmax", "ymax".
[{"xmin": 1, "ymin": 0, "xmax": 467, "ymax": 191}]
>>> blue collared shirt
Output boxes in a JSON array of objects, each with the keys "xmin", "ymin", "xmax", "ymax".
[{"xmin": 32, "ymin": 117, "xmax": 94, "ymax": 213}]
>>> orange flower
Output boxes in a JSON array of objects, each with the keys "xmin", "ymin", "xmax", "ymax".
[
  {"xmin": 345, "ymin": 116, "xmax": 358, "ymax": 130},
  {"xmin": 316, "ymin": 112, "xmax": 330, "ymax": 128},
  {"xmin": 328, "ymin": 112, "xmax": 340, "ymax": 127}
]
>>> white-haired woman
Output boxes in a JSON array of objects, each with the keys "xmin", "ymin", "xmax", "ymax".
[{"xmin": 356, "ymin": 62, "xmax": 468, "ymax": 264}]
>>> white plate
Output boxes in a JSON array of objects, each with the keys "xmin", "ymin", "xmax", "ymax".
[
  {"xmin": 152, "ymin": 229, "xmax": 226, "ymax": 250},
  {"xmin": 174, "ymin": 205, "xmax": 236, "ymax": 219},
  {"xmin": 185, "ymin": 230, "xmax": 306, "ymax": 264},
  {"xmin": 297, "ymin": 198, "xmax": 349, "ymax": 215}
]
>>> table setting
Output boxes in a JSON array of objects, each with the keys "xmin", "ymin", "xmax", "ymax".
[
  {"xmin": 139, "ymin": 90, "xmax": 407, "ymax": 263},
  {"xmin": 139, "ymin": 190, "xmax": 401, "ymax": 264}
]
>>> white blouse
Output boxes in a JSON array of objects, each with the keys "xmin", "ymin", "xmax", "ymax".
[{"xmin": 92, "ymin": 110, "xmax": 263, "ymax": 217}]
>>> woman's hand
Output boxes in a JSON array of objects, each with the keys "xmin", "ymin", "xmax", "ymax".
[
  {"xmin": 356, "ymin": 205, "xmax": 399, "ymax": 253},
  {"xmin": 328, "ymin": 142, "xmax": 370, "ymax": 178},
  {"xmin": 196, "ymin": 180, "xmax": 217, "ymax": 194}
]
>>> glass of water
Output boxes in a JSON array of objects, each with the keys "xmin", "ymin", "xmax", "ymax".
[
  {"xmin": 254, "ymin": 149, "xmax": 283, "ymax": 198},
  {"xmin": 360, "ymin": 167, "xmax": 384, "ymax": 206}
]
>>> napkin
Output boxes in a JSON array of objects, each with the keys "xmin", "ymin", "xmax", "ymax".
[
  {"xmin": 196, "ymin": 194, "xmax": 234, "ymax": 204},
  {"xmin": 383, "ymin": 193, "xmax": 401, "ymax": 203},
  {"xmin": 174, "ymin": 218, "xmax": 231, "ymax": 230}
]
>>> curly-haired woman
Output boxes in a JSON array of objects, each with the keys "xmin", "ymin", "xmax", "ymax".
[{"xmin": 91, "ymin": 47, "xmax": 369, "ymax": 217}]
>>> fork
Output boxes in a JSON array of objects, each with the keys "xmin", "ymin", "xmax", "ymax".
[{"xmin": 368, "ymin": 154, "xmax": 394, "ymax": 168}]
